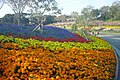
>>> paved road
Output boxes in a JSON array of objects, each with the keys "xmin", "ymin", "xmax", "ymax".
[{"xmin": 98, "ymin": 34, "xmax": 120, "ymax": 50}]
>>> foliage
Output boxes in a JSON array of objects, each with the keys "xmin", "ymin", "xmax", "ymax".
[
  {"xmin": 91, "ymin": 9, "xmax": 100, "ymax": 19},
  {"xmin": 5, "ymin": 0, "xmax": 30, "ymax": 25},
  {"xmin": 28, "ymin": 0, "xmax": 61, "ymax": 31},
  {"xmin": 99, "ymin": 6, "xmax": 110, "ymax": 21},
  {"xmin": 80, "ymin": 5, "xmax": 94, "ymax": 27},
  {"xmin": 76, "ymin": 1, "xmax": 120, "ymax": 27},
  {"xmin": 0, "ymin": 42, "xmax": 116, "ymax": 79},
  {"xmin": 97, "ymin": 1, "xmax": 120, "ymax": 21},
  {"xmin": 0, "ymin": 0, "xmax": 4, "ymax": 9},
  {"xmin": 0, "ymin": 14, "xmax": 57, "ymax": 25},
  {"xmin": 71, "ymin": 11, "xmax": 79, "ymax": 22},
  {"xmin": 0, "ymin": 13, "xmax": 29, "ymax": 24},
  {"xmin": 71, "ymin": 24, "xmax": 77, "ymax": 32},
  {"xmin": 109, "ymin": 1, "xmax": 120, "ymax": 20},
  {"xmin": 0, "ymin": 1, "xmax": 120, "ymax": 26},
  {"xmin": 0, "ymin": 34, "xmax": 112, "ymax": 51},
  {"xmin": 0, "ymin": 24, "xmax": 114, "ymax": 51},
  {"xmin": 44, "ymin": 15, "xmax": 56, "ymax": 25},
  {"xmin": 2, "ymin": 0, "xmax": 60, "ymax": 26},
  {"xmin": 0, "ymin": 23, "xmax": 116, "ymax": 79},
  {"xmin": 2, "ymin": 14, "xmax": 15, "ymax": 24},
  {"xmin": 0, "ymin": 24, "xmax": 89, "ymax": 42}
]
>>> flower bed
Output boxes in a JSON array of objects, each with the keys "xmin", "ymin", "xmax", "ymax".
[
  {"xmin": 0, "ymin": 24, "xmax": 89, "ymax": 42},
  {"xmin": 0, "ymin": 42, "xmax": 116, "ymax": 80},
  {"xmin": 0, "ymin": 35, "xmax": 112, "ymax": 50},
  {"xmin": 0, "ymin": 24, "xmax": 117, "ymax": 79}
]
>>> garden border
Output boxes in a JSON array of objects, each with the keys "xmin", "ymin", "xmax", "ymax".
[{"xmin": 113, "ymin": 46, "xmax": 120, "ymax": 80}]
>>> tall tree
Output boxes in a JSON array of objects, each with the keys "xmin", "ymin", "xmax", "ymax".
[
  {"xmin": 44, "ymin": 15, "xmax": 56, "ymax": 25},
  {"xmin": 110, "ymin": 1, "xmax": 120, "ymax": 20},
  {"xmin": 91, "ymin": 9, "xmax": 100, "ymax": 19},
  {"xmin": 81, "ymin": 5, "xmax": 93, "ymax": 27},
  {"xmin": 0, "ymin": 0, "xmax": 4, "ymax": 9},
  {"xmin": 71, "ymin": 11, "xmax": 79, "ymax": 17},
  {"xmin": 99, "ymin": 6, "xmax": 110, "ymax": 20},
  {"xmin": 28, "ymin": 0, "xmax": 61, "ymax": 31},
  {"xmin": 55, "ymin": 15, "xmax": 67, "ymax": 22},
  {"xmin": 2, "ymin": 14, "xmax": 15, "ymax": 24},
  {"xmin": 71, "ymin": 11, "xmax": 79, "ymax": 22},
  {"xmin": 5, "ymin": 0, "xmax": 29, "ymax": 25}
]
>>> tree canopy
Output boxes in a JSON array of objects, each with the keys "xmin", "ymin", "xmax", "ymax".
[
  {"xmin": 5, "ymin": 0, "xmax": 30, "ymax": 25},
  {"xmin": 0, "ymin": 0, "xmax": 120, "ymax": 26},
  {"xmin": 0, "ymin": 0, "xmax": 4, "ymax": 9}
]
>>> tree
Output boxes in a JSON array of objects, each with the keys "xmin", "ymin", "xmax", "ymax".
[
  {"xmin": 91, "ymin": 9, "xmax": 100, "ymax": 19},
  {"xmin": 110, "ymin": 1, "xmax": 120, "ymax": 20},
  {"xmin": 71, "ymin": 11, "xmax": 79, "ymax": 22},
  {"xmin": 99, "ymin": 6, "xmax": 110, "ymax": 21},
  {"xmin": 2, "ymin": 14, "xmax": 15, "ymax": 24},
  {"xmin": 81, "ymin": 5, "xmax": 93, "ymax": 27},
  {"xmin": 0, "ymin": 0, "xmax": 4, "ymax": 9},
  {"xmin": 71, "ymin": 23, "xmax": 77, "ymax": 32},
  {"xmin": 20, "ymin": 13, "xmax": 29, "ymax": 25},
  {"xmin": 44, "ymin": 15, "xmax": 56, "ymax": 25},
  {"xmin": 71, "ymin": 11, "xmax": 79, "ymax": 17},
  {"xmin": 5, "ymin": 0, "xmax": 30, "ymax": 25},
  {"xmin": 0, "ymin": 13, "xmax": 29, "ymax": 24},
  {"xmin": 54, "ymin": 15, "xmax": 67, "ymax": 22},
  {"xmin": 76, "ymin": 15, "xmax": 84, "ymax": 26},
  {"xmin": 28, "ymin": 0, "xmax": 61, "ymax": 31}
]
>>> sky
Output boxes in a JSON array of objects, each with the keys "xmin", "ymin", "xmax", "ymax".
[{"xmin": 0, "ymin": 0, "xmax": 118, "ymax": 18}]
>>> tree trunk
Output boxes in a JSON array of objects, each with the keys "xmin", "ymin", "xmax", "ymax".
[
  {"xmin": 17, "ymin": 13, "xmax": 20, "ymax": 26},
  {"xmin": 18, "ymin": 17, "xmax": 20, "ymax": 26},
  {"xmin": 14, "ymin": 13, "xmax": 20, "ymax": 26}
]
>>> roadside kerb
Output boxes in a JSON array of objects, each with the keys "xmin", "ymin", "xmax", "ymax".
[{"xmin": 113, "ymin": 46, "xmax": 120, "ymax": 80}]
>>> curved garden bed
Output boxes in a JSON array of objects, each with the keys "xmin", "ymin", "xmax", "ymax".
[{"xmin": 0, "ymin": 25, "xmax": 117, "ymax": 80}]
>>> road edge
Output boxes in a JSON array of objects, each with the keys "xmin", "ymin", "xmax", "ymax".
[{"xmin": 112, "ymin": 46, "xmax": 120, "ymax": 80}]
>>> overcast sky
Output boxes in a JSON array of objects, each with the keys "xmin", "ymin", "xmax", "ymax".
[{"xmin": 0, "ymin": 0, "xmax": 118, "ymax": 18}]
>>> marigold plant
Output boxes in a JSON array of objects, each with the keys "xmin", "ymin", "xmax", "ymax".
[{"xmin": 0, "ymin": 42, "xmax": 116, "ymax": 80}]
